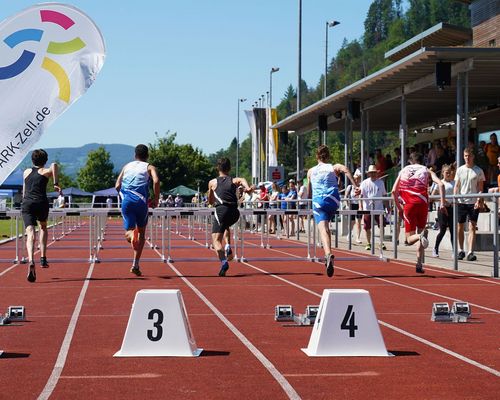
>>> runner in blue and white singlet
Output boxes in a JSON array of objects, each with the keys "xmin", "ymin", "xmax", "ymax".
[{"xmin": 307, "ymin": 145, "xmax": 358, "ymax": 278}]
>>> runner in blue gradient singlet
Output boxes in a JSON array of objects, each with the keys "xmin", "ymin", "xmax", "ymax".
[
  {"xmin": 116, "ymin": 144, "xmax": 160, "ymax": 276},
  {"xmin": 307, "ymin": 145, "xmax": 358, "ymax": 277}
]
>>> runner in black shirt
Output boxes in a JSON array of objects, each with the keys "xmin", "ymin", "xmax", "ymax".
[
  {"xmin": 208, "ymin": 157, "xmax": 252, "ymax": 276},
  {"xmin": 21, "ymin": 149, "xmax": 60, "ymax": 282}
]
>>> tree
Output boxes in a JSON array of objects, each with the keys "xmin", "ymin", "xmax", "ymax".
[
  {"xmin": 76, "ymin": 146, "xmax": 115, "ymax": 192},
  {"xmin": 148, "ymin": 131, "xmax": 214, "ymax": 192},
  {"xmin": 48, "ymin": 160, "xmax": 76, "ymax": 189}
]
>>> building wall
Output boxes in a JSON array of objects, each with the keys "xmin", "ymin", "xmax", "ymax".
[{"xmin": 471, "ymin": 0, "xmax": 500, "ymax": 47}]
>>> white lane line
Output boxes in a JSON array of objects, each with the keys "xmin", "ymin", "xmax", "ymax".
[
  {"xmin": 0, "ymin": 239, "xmax": 58, "ymax": 277},
  {"xmin": 255, "ymin": 243, "xmax": 500, "ymax": 314},
  {"xmin": 37, "ymin": 261, "xmax": 95, "ymax": 400},
  {"xmin": 284, "ymin": 372, "xmax": 379, "ymax": 377},
  {"xmin": 162, "ymin": 258, "xmax": 301, "ymax": 400},
  {"xmin": 60, "ymin": 373, "xmax": 161, "ymax": 379},
  {"xmin": 169, "ymin": 233, "xmax": 500, "ymax": 378}
]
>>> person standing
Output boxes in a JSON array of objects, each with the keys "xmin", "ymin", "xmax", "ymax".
[
  {"xmin": 297, "ymin": 179, "xmax": 308, "ymax": 233},
  {"xmin": 346, "ymin": 171, "xmax": 362, "ymax": 243},
  {"xmin": 454, "ymin": 148, "xmax": 486, "ymax": 261},
  {"xmin": 21, "ymin": 149, "xmax": 60, "ymax": 282},
  {"xmin": 392, "ymin": 152, "xmax": 446, "ymax": 273},
  {"xmin": 115, "ymin": 144, "xmax": 160, "ymax": 276},
  {"xmin": 432, "ymin": 165, "xmax": 455, "ymax": 258},
  {"xmin": 307, "ymin": 145, "xmax": 358, "ymax": 277},
  {"xmin": 359, "ymin": 166, "xmax": 387, "ymax": 250},
  {"xmin": 485, "ymin": 133, "xmax": 499, "ymax": 186},
  {"xmin": 208, "ymin": 157, "xmax": 252, "ymax": 276}
]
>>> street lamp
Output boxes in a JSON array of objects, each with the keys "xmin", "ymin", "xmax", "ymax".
[
  {"xmin": 324, "ymin": 20, "xmax": 340, "ymax": 98},
  {"xmin": 236, "ymin": 98, "xmax": 247, "ymax": 177},
  {"xmin": 267, "ymin": 67, "xmax": 280, "ymax": 180}
]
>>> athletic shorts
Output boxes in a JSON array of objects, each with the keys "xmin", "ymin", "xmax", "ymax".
[
  {"xmin": 363, "ymin": 213, "xmax": 385, "ymax": 230},
  {"xmin": 21, "ymin": 200, "xmax": 49, "ymax": 227},
  {"xmin": 350, "ymin": 203, "xmax": 361, "ymax": 221},
  {"xmin": 403, "ymin": 202, "xmax": 428, "ymax": 233},
  {"xmin": 212, "ymin": 205, "xmax": 240, "ymax": 233},
  {"xmin": 312, "ymin": 194, "xmax": 340, "ymax": 225},
  {"xmin": 457, "ymin": 203, "xmax": 479, "ymax": 224},
  {"xmin": 121, "ymin": 197, "xmax": 148, "ymax": 231}
]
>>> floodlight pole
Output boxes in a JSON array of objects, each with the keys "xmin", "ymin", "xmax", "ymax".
[{"xmin": 236, "ymin": 98, "xmax": 246, "ymax": 177}]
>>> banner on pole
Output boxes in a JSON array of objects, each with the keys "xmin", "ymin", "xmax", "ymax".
[
  {"xmin": 267, "ymin": 108, "xmax": 278, "ymax": 167},
  {"xmin": 0, "ymin": 3, "xmax": 106, "ymax": 184}
]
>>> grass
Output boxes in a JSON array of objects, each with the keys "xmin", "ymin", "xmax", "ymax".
[{"xmin": 0, "ymin": 219, "xmax": 22, "ymax": 240}]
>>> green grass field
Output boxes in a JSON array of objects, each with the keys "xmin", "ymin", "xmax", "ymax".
[{"xmin": 0, "ymin": 219, "xmax": 23, "ymax": 239}]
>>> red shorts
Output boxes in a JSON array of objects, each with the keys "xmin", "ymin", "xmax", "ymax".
[{"xmin": 403, "ymin": 202, "xmax": 428, "ymax": 233}]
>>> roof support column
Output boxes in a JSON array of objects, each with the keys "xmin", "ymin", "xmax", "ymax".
[
  {"xmin": 400, "ymin": 93, "xmax": 407, "ymax": 168},
  {"xmin": 296, "ymin": 134, "xmax": 303, "ymax": 180},
  {"xmin": 360, "ymin": 109, "xmax": 368, "ymax": 180},
  {"xmin": 344, "ymin": 115, "xmax": 352, "ymax": 187}
]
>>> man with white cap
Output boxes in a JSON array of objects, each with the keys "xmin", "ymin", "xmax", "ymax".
[{"xmin": 359, "ymin": 165, "xmax": 387, "ymax": 251}]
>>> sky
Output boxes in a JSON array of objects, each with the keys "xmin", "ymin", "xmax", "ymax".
[{"xmin": 0, "ymin": 0, "xmax": 374, "ymax": 155}]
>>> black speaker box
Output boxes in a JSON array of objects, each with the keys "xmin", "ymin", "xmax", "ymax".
[
  {"xmin": 436, "ymin": 62, "xmax": 451, "ymax": 87},
  {"xmin": 279, "ymin": 131, "xmax": 288, "ymax": 145},
  {"xmin": 348, "ymin": 100, "xmax": 360, "ymax": 120},
  {"xmin": 318, "ymin": 114, "xmax": 328, "ymax": 131}
]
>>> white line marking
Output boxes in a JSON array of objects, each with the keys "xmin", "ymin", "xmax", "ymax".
[
  {"xmin": 0, "ymin": 238, "xmax": 58, "ymax": 277},
  {"xmin": 159, "ymin": 256, "xmax": 301, "ymax": 400},
  {"xmin": 284, "ymin": 372, "xmax": 379, "ymax": 377},
  {"xmin": 37, "ymin": 261, "xmax": 95, "ymax": 400},
  {"xmin": 60, "ymin": 373, "xmax": 161, "ymax": 379},
  {"xmin": 171, "ymin": 233, "xmax": 500, "ymax": 378}
]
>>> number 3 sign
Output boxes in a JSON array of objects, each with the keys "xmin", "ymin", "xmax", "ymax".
[
  {"xmin": 302, "ymin": 289, "xmax": 389, "ymax": 357},
  {"xmin": 115, "ymin": 289, "xmax": 203, "ymax": 357}
]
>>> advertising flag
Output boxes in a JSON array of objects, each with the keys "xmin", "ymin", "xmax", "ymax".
[
  {"xmin": 267, "ymin": 107, "xmax": 278, "ymax": 167},
  {"xmin": 245, "ymin": 110, "xmax": 258, "ymax": 181},
  {"xmin": 0, "ymin": 3, "xmax": 106, "ymax": 184}
]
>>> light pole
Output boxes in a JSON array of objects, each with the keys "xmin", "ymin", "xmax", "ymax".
[
  {"xmin": 236, "ymin": 98, "xmax": 246, "ymax": 177},
  {"xmin": 267, "ymin": 67, "xmax": 280, "ymax": 180},
  {"xmin": 324, "ymin": 20, "xmax": 340, "ymax": 98}
]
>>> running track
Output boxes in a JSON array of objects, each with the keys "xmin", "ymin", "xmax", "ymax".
[{"xmin": 0, "ymin": 219, "xmax": 499, "ymax": 399}]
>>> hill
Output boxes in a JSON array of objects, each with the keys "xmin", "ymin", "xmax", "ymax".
[{"xmin": 20, "ymin": 143, "xmax": 135, "ymax": 177}]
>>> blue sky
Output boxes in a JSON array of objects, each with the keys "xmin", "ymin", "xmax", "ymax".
[{"xmin": 1, "ymin": 0, "xmax": 374, "ymax": 155}]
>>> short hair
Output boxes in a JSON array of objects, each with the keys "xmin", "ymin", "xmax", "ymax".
[
  {"xmin": 409, "ymin": 152, "xmax": 423, "ymax": 164},
  {"xmin": 316, "ymin": 145, "xmax": 330, "ymax": 162},
  {"xmin": 463, "ymin": 147, "xmax": 474, "ymax": 156},
  {"xmin": 31, "ymin": 149, "xmax": 48, "ymax": 166},
  {"xmin": 217, "ymin": 157, "xmax": 231, "ymax": 173},
  {"xmin": 135, "ymin": 144, "xmax": 149, "ymax": 160}
]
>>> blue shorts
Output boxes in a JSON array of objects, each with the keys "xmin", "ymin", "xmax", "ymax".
[
  {"xmin": 121, "ymin": 197, "xmax": 148, "ymax": 231},
  {"xmin": 312, "ymin": 194, "xmax": 340, "ymax": 224}
]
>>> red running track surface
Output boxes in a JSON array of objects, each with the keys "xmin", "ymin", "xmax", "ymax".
[{"xmin": 0, "ymin": 219, "xmax": 499, "ymax": 399}]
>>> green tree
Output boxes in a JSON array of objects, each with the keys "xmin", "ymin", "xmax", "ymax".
[
  {"xmin": 148, "ymin": 132, "xmax": 214, "ymax": 192},
  {"xmin": 76, "ymin": 146, "xmax": 115, "ymax": 192},
  {"xmin": 48, "ymin": 160, "xmax": 76, "ymax": 189}
]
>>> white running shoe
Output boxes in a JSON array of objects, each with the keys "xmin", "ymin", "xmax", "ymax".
[{"xmin": 419, "ymin": 229, "xmax": 429, "ymax": 249}]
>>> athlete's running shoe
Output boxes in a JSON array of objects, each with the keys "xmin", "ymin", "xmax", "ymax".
[
  {"xmin": 225, "ymin": 245, "xmax": 234, "ymax": 261},
  {"xmin": 130, "ymin": 266, "xmax": 142, "ymax": 276},
  {"xmin": 27, "ymin": 263, "xmax": 36, "ymax": 283},
  {"xmin": 416, "ymin": 262, "xmax": 425, "ymax": 274},
  {"xmin": 40, "ymin": 257, "xmax": 49, "ymax": 268},
  {"xmin": 419, "ymin": 229, "xmax": 429, "ymax": 249},
  {"xmin": 325, "ymin": 254, "xmax": 334, "ymax": 278},
  {"xmin": 219, "ymin": 261, "xmax": 229, "ymax": 277}
]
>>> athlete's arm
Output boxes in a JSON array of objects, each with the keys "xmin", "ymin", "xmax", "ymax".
[
  {"xmin": 22, "ymin": 168, "xmax": 30, "ymax": 198},
  {"xmin": 333, "ymin": 164, "xmax": 357, "ymax": 187},
  {"xmin": 148, "ymin": 165, "xmax": 160, "ymax": 208},
  {"xmin": 306, "ymin": 169, "xmax": 312, "ymax": 199},
  {"xmin": 48, "ymin": 163, "xmax": 61, "ymax": 193},
  {"xmin": 233, "ymin": 177, "xmax": 252, "ymax": 193},
  {"xmin": 391, "ymin": 175, "xmax": 403, "ymax": 214},
  {"xmin": 115, "ymin": 168, "xmax": 125, "ymax": 192},
  {"xmin": 207, "ymin": 179, "xmax": 216, "ymax": 205}
]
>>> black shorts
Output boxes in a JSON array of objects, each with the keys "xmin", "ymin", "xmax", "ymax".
[
  {"xmin": 457, "ymin": 203, "xmax": 479, "ymax": 224},
  {"xmin": 350, "ymin": 203, "xmax": 361, "ymax": 221},
  {"xmin": 21, "ymin": 200, "xmax": 49, "ymax": 227},
  {"xmin": 212, "ymin": 205, "xmax": 240, "ymax": 233}
]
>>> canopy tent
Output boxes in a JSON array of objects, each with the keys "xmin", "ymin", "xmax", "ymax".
[
  {"xmin": 165, "ymin": 185, "xmax": 198, "ymax": 197},
  {"xmin": 92, "ymin": 187, "xmax": 120, "ymax": 208},
  {"xmin": 47, "ymin": 187, "xmax": 93, "ymax": 208}
]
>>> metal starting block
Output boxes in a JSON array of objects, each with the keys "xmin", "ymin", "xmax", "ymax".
[
  {"xmin": 293, "ymin": 305, "xmax": 319, "ymax": 326},
  {"xmin": 431, "ymin": 302, "xmax": 471, "ymax": 323},
  {"xmin": 0, "ymin": 315, "xmax": 11, "ymax": 325},
  {"xmin": 275, "ymin": 305, "xmax": 294, "ymax": 321},
  {"xmin": 8, "ymin": 306, "xmax": 25, "ymax": 321}
]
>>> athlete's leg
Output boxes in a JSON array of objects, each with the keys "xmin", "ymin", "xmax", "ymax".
[
  {"xmin": 39, "ymin": 221, "xmax": 48, "ymax": 258},
  {"xmin": 132, "ymin": 225, "xmax": 147, "ymax": 267},
  {"xmin": 317, "ymin": 220, "xmax": 331, "ymax": 256},
  {"xmin": 26, "ymin": 225, "xmax": 36, "ymax": 263},
  {"xmin": 212, "ymin": 232, "xmax": 225, "ymax": 261}
]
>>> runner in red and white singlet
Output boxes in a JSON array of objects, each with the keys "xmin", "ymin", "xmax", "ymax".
[{"xmin": 392, "ymin": 152, "xmax": 446, "ymax": 273}]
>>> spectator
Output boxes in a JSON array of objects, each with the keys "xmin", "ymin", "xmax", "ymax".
[
  {"xmin": 375, "ymin": 149, "xmax": 387, "ymax": 176},
  {"xmin": 454, "ymin": 148, "xmax": 486, "ymax": 261},
  {"xmin": 345, "ymin": 171, "xmax": 362, "ymax": 243},
  {"xmin": 174, "ymin": 194, "xmax": 184, "ymax": 208},
  {"xmin": 106, "ymin": 196, "xmax": 113, "ymax": 208},
  {"xmin": 286, "ymin": 180, "xmax": 298, "ymax": 236},
  {"xmin": 485, "ymin": 133, "xmax": 499, "ymax": 186},
  {"xmin": 393, "ymin": 147, "xmax": 401, "ymax": 167},
  {"xmin": 385, "ymin": 154, "xmax": 394, "ymax": 169},
  {"xmin": 166, "ymin": 195, "xmax": 174, "ymax": 207},
  {"xmin": 431, "ymin": 164, "xmax": 455, "ymax": 258},
  {"xmin": 297, "ymin": 179, "xmax": 308, "ymax": 232},
  {"xmin": 427, "ymin": 140, "xmax": 440, "ymax": 168},
  {"xmin": 268, "ymin": 182, "xmax": 280, "ymax": 234}
]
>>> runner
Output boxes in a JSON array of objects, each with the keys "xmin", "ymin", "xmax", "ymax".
[
  {"xmin": 21, "ymin": 149, "xmax": 61, "ymax": 283},
  {"xmin": 392, "ymin": 152, "xmax": 446, "ymax": 273},
  {"xmin": 115, "ymin": 144, "xmax": 160, "ymax": 276},
  {"xmin": 307, "ymin": 145, "xmax": 358, "ymax": 277},
  {"xmin": 208, "ymin": 157, "xmax": 252, "ymax": 276}
]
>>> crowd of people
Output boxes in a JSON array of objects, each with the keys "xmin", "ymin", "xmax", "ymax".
[{"xmin": 19, "ymin": 133, "xmax": 499, "ymax": 281}]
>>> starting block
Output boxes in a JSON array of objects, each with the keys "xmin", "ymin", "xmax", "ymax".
[
  {"xmin": 115, "ymin": 289, "xmax": 202, "ymax": 357},
  {"xmin": 432, "ymin": 302, "xmax": 471, "ymax": 323},
  {"xmin": 0, "ymin": 315, "xmax": 11, "ymax": 325},
  {"xmin": 7, "ymin": 306, "xmax": 25, "ymax": 321},
  {"xmin": 292, "ymin": 305, "xmax": 319, "ymax": 326},
  {"xmin": 275, "ymin": 305, "xmax": 294, "ymax": 321}
]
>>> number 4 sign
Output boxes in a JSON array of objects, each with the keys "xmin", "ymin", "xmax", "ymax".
[
  {"xmin": 114, "ymin": 289, "xmax": 203, "ymax": 357},
  {"xmin": 302, "ymin": 289, "xmax": 389, "ymax": 357}
]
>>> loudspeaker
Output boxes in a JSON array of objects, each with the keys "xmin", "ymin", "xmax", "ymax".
[
  {"xmin": 318, "ymin": 114, "xmax": 328, "ymax": 131},
  {"xmin": 436, "ymin": 62, "xmax": 451, "ymax": 88},
  {"xmin": 279, "ymin": 131, "xmax": 288, "ymax": 145},
  {"xmin": 348, "ymin": 100, "xmax": 360, "ymax": 120}
]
